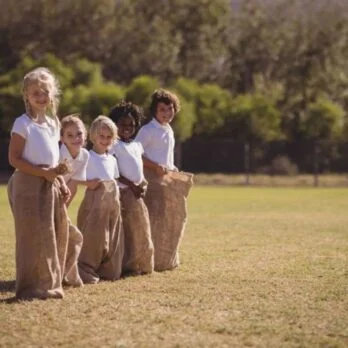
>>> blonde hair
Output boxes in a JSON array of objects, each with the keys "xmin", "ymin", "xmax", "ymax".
[
  {"xmin": 22, "ymin": 67, "xmax": 60, "ymax": 127},
  {"xmin": 60, "ymin": 113, "xmax": 87, "ymax": 140},
  {"xmin": 89, "ymin": 115, "xmax": 118, "ymax": 144}
]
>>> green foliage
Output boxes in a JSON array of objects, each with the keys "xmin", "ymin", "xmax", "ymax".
[
  {"xmin": 125, "ymin": 75, "xmax": 160, "ymax": 112},
  {"xmin": 71, "ymin": 58, "xmax": 103, "ymax": 87},
  {"xmin": 60, "ymin": 83, "xmax": 125, "ymax": 124},
  {"xmin": 171, "ymin": 95, "xmax": 196, "ymax": 142},
  {"xmin": 223, "ymin": 93, "xmax": 282, "ymax": 142},
  {"xmin": 171, "ymin": 77, "xmax": 199, "ymax": 141},
  {"xmin": 0, "ymin": 54, "xmax": 124, "ymax": 129},
  {"xmin": 305, "ymin": 97, "xmax": 345, "ymax": 140},
  {"xmin": 193, "ymin": 83, "xmax": 231, "ymax": 135},
  {"xmin": 0, "ymin": 0, "xmax": 348, "ymax": 143},
  {"xmin": 173, "ymin": 77, "xmax": 200, "ymax": 101}
]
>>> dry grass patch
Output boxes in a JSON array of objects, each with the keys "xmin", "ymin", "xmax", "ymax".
[{"xmin": 1, "ymin": 186, "xmax": 347, "ymax": 347}]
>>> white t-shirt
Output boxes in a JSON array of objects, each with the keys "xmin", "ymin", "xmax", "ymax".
[
  {"xmin": 111, "ymin": 140, "xmax": 144, "ymax": 189},
  {"xmin": 59, "ymin": 144, "xmax": 89, "ymax": 183},
  {"xmin": 135, "ymin": 118, "xmax": 175, "ymax": 170},
  {"xmin": 11, "ymin": 113, "xmax": 60, "ymax": 167},
  {"xmin": 86, "ymin": 150, "xmax": 119, "ymax": 181}
]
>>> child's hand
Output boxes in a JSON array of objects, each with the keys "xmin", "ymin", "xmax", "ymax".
[
  {"xmin": 54, "ymin": 159, "xmax": 72, "ymax": 175},
  {"xmin": 130, "ymin": 184, "xmax": 146, "ymax": 199},
  {"xmin": 58, "ymin": 181, "xmax": 71, "ymax": 203},
  {"xmin": 86, "ymin": 179, "xmax": 102, "ymax": 190},
  {"xmin": 43, "ymin": 167, "xmax": 59, "ymax": 182},
  {"xmin": 54, "ymin": 175, "xmax": 71, "ymax": 203},
  {"xmin": 155, "ymin": 164, "xmax": 168, "ymax": 176}
]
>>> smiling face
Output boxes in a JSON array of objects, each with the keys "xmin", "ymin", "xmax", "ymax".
[
  {"xmin": 26, "ymin": 82, "xmax": 51, "ymax": 115},
  {"xmin": 117, "ymin": 115, "xmax": 136, "ymax": 142},
  {"xmin": 155, "ymin": 102, "xmax": 175, "ymax": 125},
  {"xmin": 92, "ymin": 126, "xmax": 114, "ymax": 154},
  {"xmin": 61, "ymin": 122, "xmax": 86, "ymax": 158}
]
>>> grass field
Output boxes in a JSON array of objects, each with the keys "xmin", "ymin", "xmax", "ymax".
[{"xmin": 0, "ymin": 185, "xmax": 347, "ymax": 347}]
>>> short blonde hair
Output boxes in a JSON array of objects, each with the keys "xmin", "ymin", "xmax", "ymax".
[
  {"xmin": 89, "ymin": 115, "xmax": 118, "ymax": 144},
  {"xmin": 22, "ymin": 67, "xmax": 60, "ymax": 127},
  {"xmin": 60, "ymin": 114, "xmax": 87, "ymax": 140}
]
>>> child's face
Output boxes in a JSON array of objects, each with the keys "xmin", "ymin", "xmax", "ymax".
[
  {"xmin": 26, "ymin": 82, "xmax": 50, "ymax": 114},
  {"xmin": 155, "ymin": 102, "xmax": 175, "ymax": 125},
  {"xmin": 61, "ymin": 123, "xmax": 86, "ymax": 156},
  {"xmin": 93, "ymin": 126, "xmax": 114, "ymax": 154},
  {"xmin": 117, "ymin": 115, "xmax": 136, "ymax": 142}
]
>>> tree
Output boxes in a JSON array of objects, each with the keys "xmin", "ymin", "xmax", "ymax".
[
  {"xmin": 304, "ymin": 97, "xmax": 345, "ymax": 141},
  {"xmin": 220, "ymin": 93, "xmax": 282, "ymax": 143}
]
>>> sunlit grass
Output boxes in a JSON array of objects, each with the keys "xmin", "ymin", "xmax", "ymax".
[{"xmin": 1, "ymin": 185, "xmax": 347, "ymax": 347}]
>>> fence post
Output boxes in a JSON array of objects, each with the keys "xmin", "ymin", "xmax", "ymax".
[
  {"xmin": 313, "ymin": 141, "xmax": 319, "ymax": 187},
  {"xmin": 175, "ymin": 141, "xmax": 183, "ymax": 170},
  {"xmin": 244, "ymin": 141, "xmax": 250, "ymax": 185}
]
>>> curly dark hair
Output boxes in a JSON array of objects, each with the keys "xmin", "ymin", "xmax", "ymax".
[
  {"xmin": 108, "ymin": 100, "xmax": 144, "ymax": 131},
  {"xmin": 149, "ymin": 89, "xmax": 181, "ymax": 117}
]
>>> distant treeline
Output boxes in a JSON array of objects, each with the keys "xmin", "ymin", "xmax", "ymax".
[{"xmin": 1, "ymin": 0, "xmax": 348, "ymax": 148}]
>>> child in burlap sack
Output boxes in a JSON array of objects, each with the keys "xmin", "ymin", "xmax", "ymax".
[
  {"xmin": 77, "ymin": 116, "xmax": 124, "ymax": 284},
  {"xmin": 59, "ymin": 114, "xmax": 90, "ymax": 287},
  {"xmin": 135, "ymin": 89, "xmax": 193, "ymax": 272},
  {"xmin": 109, "ymin": 101, "xmax": 154, "ymax": 276},
  {"xmin": 8, "ymin": 67, "xmax": 71, "ymax": 300}
]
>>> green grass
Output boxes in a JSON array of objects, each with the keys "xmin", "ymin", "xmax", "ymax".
[{"xmin": 1, "ymin": 185, "xmax": 347, "ymax": 347}]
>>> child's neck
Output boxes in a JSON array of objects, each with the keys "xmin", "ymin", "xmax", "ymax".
[
  {"xmin": 29, "ymin": 110, "xmax": 47, "ymax": 123},
  {"xmin": 93, "ymin": 147, "xmax": 107, "ymax": 155},
  {"xmin": 66, "ymin": 146, "xmax": 80, "ymax": 159},
  {"xmin": 120, "ymin": 137, "xmax": 132, "ymax": 143},
  {"xmin": 154, "ymin": 118, "xmax": 169, "ymax": 126}
]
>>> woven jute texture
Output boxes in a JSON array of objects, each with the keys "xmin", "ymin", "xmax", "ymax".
[
  {"xmin": 120, "ymin": 187, "xmax": 154, "ymax": 275},
  {"xmin": 8, "ymin": 171, "xmax": 69, "ymax": 299},
  {"xmin": 143, "ymin": 169, "xmax": 193, "ymax": 272},
  {"xmin": 78, "ymin": 181, "xmax": 124, "ymax": 283}
]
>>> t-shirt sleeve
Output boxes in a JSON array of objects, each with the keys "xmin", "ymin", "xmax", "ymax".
[
  {"xmin": 11, "ymin": 117, "xmax": 28, "ymax": 139},
  {"xmin": 135, "ymin": 126, "xmax": 151, "ymax": 149}
]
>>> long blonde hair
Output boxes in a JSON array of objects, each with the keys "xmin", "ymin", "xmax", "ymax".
[{"xmin": 22, "ymin": 67, "xmax": 60, "ymax": 128}]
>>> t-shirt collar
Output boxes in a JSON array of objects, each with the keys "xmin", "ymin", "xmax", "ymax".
[
  {"xmin": 151, "ymin": 118, "xmax": 170, "ymax": 130},
  {"xmin": 61, "ymin": 143, "xmax": 84, "ymax": 161}
]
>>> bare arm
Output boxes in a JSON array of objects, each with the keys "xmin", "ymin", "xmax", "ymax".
[
  {"xmin": 65, "ymin": 179, "xmax": 78, "ymax": 207},
  {"xmin": 118, "ymin": 175, "xmax": 146, "ymax": 199},
  {"xmin": 9, "ymin": 133, "xmax": 58, "ymax": 182},
  {"xmin": 142, "ymin": 156, "xmax": 167, "ymax": 176}
]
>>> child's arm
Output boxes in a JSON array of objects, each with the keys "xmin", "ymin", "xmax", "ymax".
[
  {"xmin": 142, "ymin": 156, "xmax": 168, "ymax": 176},
  {"xmin": 9, "ymin": 133, "xmax": 59, "ymax": 182},
  {"xmin": 63, "ymin": 179, "xmax": 79, "ymax": 207},
  {"xmin": 118, "ymin": 175, "xmax": 146, "ymax": 198},
  {"xmin": 55, "ymin": 176, "xmax": 71, "ymax": 204}
]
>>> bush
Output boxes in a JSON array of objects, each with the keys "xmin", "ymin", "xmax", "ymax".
[{"xmin": 269, "ymin": 155, "xmax": 298, "ymax": 176}]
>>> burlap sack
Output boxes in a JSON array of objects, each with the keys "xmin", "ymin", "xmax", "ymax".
[
  {"xmin": 144, "ymin": 169, "xmax": 193, "ymax": 271},
  {"xmin": 63, "ymin": 221, "xmax": 83, "ymax": 287},
  {"xmin": 7, "ymin": 171, "xmax": 69, "ymax": 300},
  {"xmin": 77, "ymin": 181, "xmax": 124, "ymax": 284},
  {"xmin": 120, "ymin": 187, "xmax": 154, "ymax": 275}
]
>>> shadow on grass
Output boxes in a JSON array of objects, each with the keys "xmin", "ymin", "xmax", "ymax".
[
  {"xmin": 0, "ymin": 280, "xmax": 15, "ymax": 292},
  {"xmin": 0, "ymin": 280, "xmax": 17, "ymax": 303}
]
